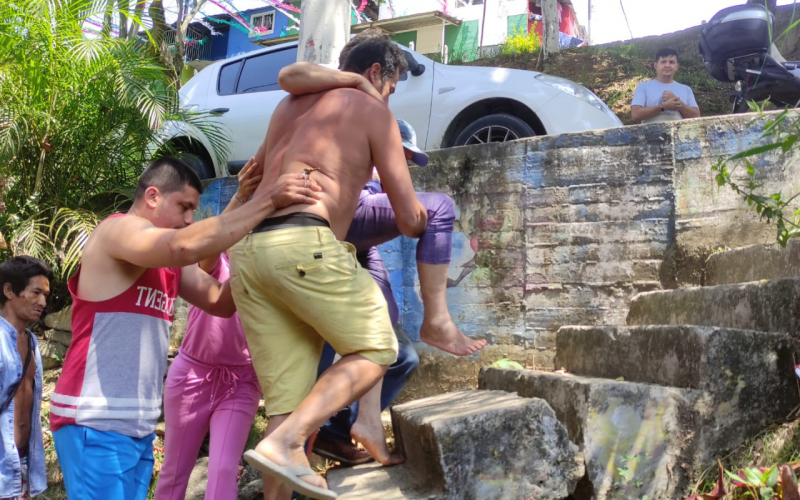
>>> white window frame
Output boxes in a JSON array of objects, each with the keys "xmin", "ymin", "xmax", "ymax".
[{"xmin": 249, "ymin": 10, "xmax": 275, "ymax": 38}]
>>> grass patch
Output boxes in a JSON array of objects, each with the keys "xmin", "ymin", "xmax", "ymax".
[{"xmin": 691, "ymin": 418, "xmax": 800, "ymax": 495}]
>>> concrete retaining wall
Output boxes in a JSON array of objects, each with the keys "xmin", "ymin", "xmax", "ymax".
[{"xmin": 193, "ymin": 111, "xmax": 800, "ymax": 396}]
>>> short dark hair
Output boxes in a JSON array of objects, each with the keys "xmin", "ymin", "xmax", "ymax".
[
  {"xmin": 656, "ymin": 48, "xmax": 679, "ymax": 62},
  {"xmin": 339, "ymin": 29, "xmax": 408, "ymax": 80},
  {"xmin": 134, "ymin": 157, "xmax": 203, "ymax": 200},
  {"xmin": 0, "ymin": 256, "xmax": 53, "ymax": 306}
]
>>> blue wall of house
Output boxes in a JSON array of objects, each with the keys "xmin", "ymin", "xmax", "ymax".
[
  {"xmin": 209, "ymin": 28, "xmax": 229, "ymax": 60},
  {"xmin": 225, "ymin": 7, "xmax": 294, "ymax": 58}
]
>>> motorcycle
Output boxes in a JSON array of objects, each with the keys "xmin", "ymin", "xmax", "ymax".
[{"xmin": 700, "ymin": 4, "xmax": 800, "ymax": 113}]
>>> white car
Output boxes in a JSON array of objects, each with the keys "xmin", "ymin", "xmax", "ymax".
[{"xmin": 169, "ymin": 42, "xmax": 622, "ymax": 178}]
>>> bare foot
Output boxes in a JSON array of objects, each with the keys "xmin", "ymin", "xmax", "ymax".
[
  {"xmin": 253, "ymin": 437, "xmax": 329, "ymax": 492},
  {"xmin": 351, "ymin": 418, "xmax": 404, "ymax": 466},
  {"xmin": 420, "ymin": 316, "xmax": 487, "ymax": 356}
]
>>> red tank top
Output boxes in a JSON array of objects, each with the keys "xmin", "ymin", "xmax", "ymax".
[{"xmin": 50, "ymin": 214, "xmax": 182, "ymax": 438}]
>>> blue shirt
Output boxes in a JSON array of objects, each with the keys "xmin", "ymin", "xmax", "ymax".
[
  {"xmin": 631, "ymin": 79, "xmax": 699, "ymax": 123},
  {"xmin": 0, "ymin": 315, "xmax": 46, "ymax": 498}
]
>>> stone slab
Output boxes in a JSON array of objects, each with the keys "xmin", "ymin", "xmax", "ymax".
[
  {"xmin": 705, "ymin": 239, "xmax": 800, "ymax": 286},
  {"xmin": 479, "ymin": 368, "xmax": 697, "ymax": 499},
  {"xmin": 44, "ymin": 329, "xmax": 72, "ymax": 347},
  {"xmin": 39, "ymin": 338, "xmax": 67, "ymax": 369},
  {"xmin": 392, "ymin": 390, "xmax": 584, "ymax": 500},
  {"xmin": 627, "ymin": 279, "xmax": 800, "ymax": 335},
  {"xmin": 555, "ymin": 325, "xmax": 800, "ymax": 437},
  {"xmin": 327, "ymin": 463, "xmax": 439, "ymax": 500},
  {"xmin": 44, "ymin": 305, "xmax": 71, "ymax": 332}
]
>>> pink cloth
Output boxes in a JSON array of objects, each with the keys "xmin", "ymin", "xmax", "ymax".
[
  {"xmin": 154, "ymin": 354, "xmax": 261, "ymax": 500},
  {"xmin": 179, "ymin": 254, "xmax": 252, "ymax": 366}
]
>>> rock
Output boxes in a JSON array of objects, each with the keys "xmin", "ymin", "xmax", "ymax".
[
  {"xmin": 44, "ymin": 329, "xmax": 72, "ymax": 347},
  {"xmin": 171, "ymin": 298, "xmax": 190, "ymax": 349},
  {"xmin": 237, "ymin": 479, "xmax": 263, "ymax": 500},
  {"xmin": 44, "ymin": 306, "xmax": 71, "ymax": 332},
  {"xmin": 327, "ymin": 463, "xmax": 439, "ymax": 500},
  {"xmin": 237, "ymin": 465, "xmax": 263, "ymax": 499},
  {"xmin": 554, "ymin": 325, "xmax": 800, "ymax": 431},
  {"xmin": 480, "ymin": 368, "xmax": 698, "ymax": 499},
  {"xmin": 391, "ymin": 390, "xmax": 584, "ymax": 500},
  {"xmin": 38, "ymin": 339, "xmax": 67, "ymax": 369},
  {"xmin": 627, "ymin": 278, "xmax": 800, "ymax": 335},
  {"xmin": 184, "ymin": 457, "xmax": 208, "ymax": 500},
  {"xmin": 705, "ymin": 239, "xmax": 800, "ymax": 286}
]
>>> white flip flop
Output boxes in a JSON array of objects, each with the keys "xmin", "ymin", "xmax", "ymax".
[{"xmin": 243, "ymin": 450, "xmax": 338, "ymax": 500}]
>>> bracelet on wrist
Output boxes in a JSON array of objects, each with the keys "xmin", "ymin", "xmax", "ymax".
[{"xmin": 235, "ymin": 194, "xmax": 246, "ymax": 204}]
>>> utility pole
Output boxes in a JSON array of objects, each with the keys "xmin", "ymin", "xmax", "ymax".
[
  {"xmin": 587, "ymin": 0, "xmax": 594, "ymax": 44},
  {"xmin": 478, "ymin": 0, "xmax": 488, "ymax": 59},
  {"xmin": 297, "ymin": 0, "xmax": 351, "ymax": 65},
  {"xmin": 541, "ymin": 0, "xmax": 560, "ymax": 61}
]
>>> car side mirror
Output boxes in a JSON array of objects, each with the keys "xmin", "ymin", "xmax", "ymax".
[{"xmin": 403, "ymin": 51, "xmax": 426, "ymax": 77}]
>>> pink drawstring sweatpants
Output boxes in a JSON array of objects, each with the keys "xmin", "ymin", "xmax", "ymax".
[{"xmin": 154, "ymin": 353, "xmax": 261, "ymax": 500}]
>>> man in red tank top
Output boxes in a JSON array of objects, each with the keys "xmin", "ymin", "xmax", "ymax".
[{"xmin": 50, "ymin": 157, "xmax": 321, "ymax": 500}]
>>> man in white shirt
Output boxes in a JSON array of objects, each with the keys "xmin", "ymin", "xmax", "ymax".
[{"xmin": 631, "ymin": 48, "xmax": 701, "ymax": 124}]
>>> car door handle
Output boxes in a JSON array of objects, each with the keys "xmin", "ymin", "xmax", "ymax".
[{"xmin": 210, "ymin": 108, "xmax": 230, "ymax": 115}]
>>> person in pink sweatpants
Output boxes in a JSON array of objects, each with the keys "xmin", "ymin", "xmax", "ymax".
[{"xmin": 155, "ymin": 159, "xmax": 264, "ymax": 500}]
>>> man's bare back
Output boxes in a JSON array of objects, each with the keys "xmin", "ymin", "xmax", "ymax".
[{"xmin": 254, "ymin": 88, "xmax": 421, "ymax": 241}]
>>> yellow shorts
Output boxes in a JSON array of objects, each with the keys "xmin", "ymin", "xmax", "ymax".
[{"xmin": 229, "ymin": 226, "xmax": 398, "ymax": 416}]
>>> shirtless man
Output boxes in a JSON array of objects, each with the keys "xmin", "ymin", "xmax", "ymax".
[
  {"xmin": 278, "ymin": 30, "xmax": 486, "ymax": 357},
  {"xmin": 0, "ymin": 256, "xmax": 51, "ymax": 500},
  {"xmin": 49, "ymin": 157, "xmax": 320, "ymax": 500},
  {"xmin": 230, "ymin": 34, "xmax": 426, "ymax": 500},
  {"xmin": 274, "ymin": 30, "xmax": 486, "ymax": 467}
]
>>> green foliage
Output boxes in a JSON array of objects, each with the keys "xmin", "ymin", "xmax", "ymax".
[
  {"xmin": 711, "ymin": 105, "xmax": 800, "ymax": 248},
  {"xmin": 491, "ymin": 358, "xmax": 524, "ymax": 370},
  {"xmin": 0, "ymin": 0, "xmax": 229, "ymax": 308},
  {"xmin": 499, "ymin": 25, "xmax": 541, "ymax": 57}
]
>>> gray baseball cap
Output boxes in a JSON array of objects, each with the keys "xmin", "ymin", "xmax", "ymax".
[{"xmin": 397, "ymin": 119, "xmax": 428, "ymax": 167}]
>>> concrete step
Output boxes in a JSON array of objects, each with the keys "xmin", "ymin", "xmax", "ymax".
[
  {"xmin": 627, "ymin": 278, "xmax": 800, "ymax": 335},
  {"xmin": 554, "ymin": 325, "xmax": 800, "ymax": 436},
  {"xmin": 705, "ymin": 239, "xmax": 800, "ymax": 286},
  {"xmin": 326, "ymin": 463, "xmax": 439, "ymax": 500},
  {"xmin": 329, "ymin": 390, "xmax": 585, "ymax": 500},
  {"xmin": 479, "ymin": 368, "xmax": 699, "ymax": 499}
]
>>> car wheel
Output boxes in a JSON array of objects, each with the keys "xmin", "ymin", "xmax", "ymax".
[
  {"xmin": 453, "ymin": 114, "xmax": 536, "ymax": 147},
  {"xmin": 178, "ymin": 152, "xmax": 214, "ymax": 180}
]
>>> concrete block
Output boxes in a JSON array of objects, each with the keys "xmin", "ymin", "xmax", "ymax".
[
  {"xmin": 479, "ymin": 368, "xmax": 697, "ymax": 499},
  {"xmin": 44, "ymin": 305, "xmax": 71, "ymax": 332},
  {"xmin": 705, "ymin": 240, "xmax": 800, "ymax": 286},
  {"xmin": 327, "ymin": 463, "xmax": 438, "ymax": 500},
  {"xmin": 555, "ymin": 326, "xmax": 800, "ymax": 437},
  {"xmin": 39, "ymin": 339, "xmax": 67, "ymax": 369},
  {"xmin": 392, "ymin": 390, "xmax": 584, "ymax": 500},
  {"xmin": 627, "ymin": 279, "xmax": 800, "ymax": 335},
  {"xmin": 43, "ymin": 329, "xmax": 72, "ymax": 347}
]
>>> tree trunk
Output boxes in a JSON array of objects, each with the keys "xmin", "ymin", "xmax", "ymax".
[
  {"xmin": 118, "ymin": 0, "xmax": 129, "ymax": 39},
  {"xmin": 102, "ymin": 0, "xmax": 114, "ymax": 37},
  {"xmin": 541, "ymin": 0, "xmax": 560, "ymax": 62},
  {"xmin": 128, "ymin": 0, "xmax": 146, "ymax": 40},
  {"xmin": 148, "ymin": 0, "xmax": 180, "ymax": 86},
  {"xmin": 297, "ymin": 0, "xmax": 351, "ymax": 64}
]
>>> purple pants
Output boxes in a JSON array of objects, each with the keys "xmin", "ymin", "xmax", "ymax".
[
  {"xmin": 346, "ymin": 180, "xmax": 455, "ymax": 266},
  {"xmin": 316, "ymin": 184, "xmax": 455, "ymax": 443}
]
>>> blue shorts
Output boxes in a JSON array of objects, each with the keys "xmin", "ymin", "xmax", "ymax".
[{"xmin": 53, "ymin": 425, "xmax": 155, "ymax": 500}]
